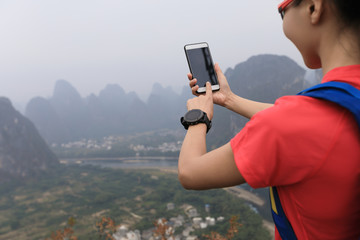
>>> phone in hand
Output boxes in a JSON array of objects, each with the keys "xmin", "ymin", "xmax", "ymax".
[{"xmin": 184, "ymin": 42, "xmax": 220, "ymax": 93}]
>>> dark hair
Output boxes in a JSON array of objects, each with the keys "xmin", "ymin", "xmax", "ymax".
[
  {"xmin": 293, "ymin": 0, "xmax": 360, "ymax": 25},
  {"xmin": 331, "ymin": 0, "xmax": 360, "ymax": 30},
  {"xmin": 293, "ymin": 0, "xmax": 360, "ymax": 49}
]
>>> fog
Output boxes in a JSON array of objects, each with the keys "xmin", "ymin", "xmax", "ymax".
[{"xmin": 0, "ymin": 0, "xmax": 304, "ymax": 107}]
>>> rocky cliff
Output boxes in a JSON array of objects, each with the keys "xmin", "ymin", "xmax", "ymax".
[{"xmin": 0, "ymin": 97, "xmax": 59, "ymax": 182}]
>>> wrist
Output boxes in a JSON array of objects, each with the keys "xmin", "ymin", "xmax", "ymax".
[
  {"xmin": 181, "ymin": 109, "xmax": 212, "ymax": 133},
  {"xmin": 188, "ymin": 123, "xmax": 207, "ymax": 132},
  {"xmin": 224, "ymin": 92, "xmax": 237, "ymax": 109}
]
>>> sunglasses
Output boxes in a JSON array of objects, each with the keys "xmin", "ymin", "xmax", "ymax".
[{"xmin": 278, "ymin": 0, "xmax": 294, "ymax": 19}]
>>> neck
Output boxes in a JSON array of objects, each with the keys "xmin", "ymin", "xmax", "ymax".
[{"xmin": 319, "ymin": 29, "xmax": 360, "ymax": 75}]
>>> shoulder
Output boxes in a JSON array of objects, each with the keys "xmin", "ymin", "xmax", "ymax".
[
  {"xmin": 230, "ymin": 95, "xmax": 352, "ymax": 187},
  {"xmin": 251, "ymin": 95, "xmax": 350, "ymax": 136}
]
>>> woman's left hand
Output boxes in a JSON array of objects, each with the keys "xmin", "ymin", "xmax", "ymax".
[{"xmin": 186, "ymin": 82, "xmax": 214, "ymax": 120}]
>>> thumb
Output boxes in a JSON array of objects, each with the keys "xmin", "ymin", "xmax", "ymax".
[{"xmin": 214, "ymin": 63, "xmax": 225, "ymax": 78}]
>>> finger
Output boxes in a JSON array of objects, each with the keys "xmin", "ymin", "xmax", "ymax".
[
  {"xmin": 205, "ymin": 82, "xmax": 213, "ymax": 98},
  {"xmin": 187, "ymin": 73, "xmax": 193, "ymax": 80},
  {"xmin": 191, "ymin": 85, "xmax": 200, "ymax": 96},
  {"xmin": 189, "ymin": 78, "xmax": 197, "ymax": 88}
]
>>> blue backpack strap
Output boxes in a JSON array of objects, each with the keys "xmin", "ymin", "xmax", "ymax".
[
  {"xmin": 298, "ymin": 81, "xmax": 360, "ymax": 127},
  {"xmin": 270, "ymin": 81, "xmax": 360, "ymax": 239},
  {"xmin": 270, "ymin": 187, "xmax": 298, "ymax": 240}
]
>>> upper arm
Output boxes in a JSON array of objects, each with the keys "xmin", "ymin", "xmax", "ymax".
[{"xmin": 178, "ymin": 142, "xmax": 246, "ymax": 190}]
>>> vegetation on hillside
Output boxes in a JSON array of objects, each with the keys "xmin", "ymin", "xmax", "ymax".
[{"xmin": 0, "ymin": 165, "xmax": 271, "ymax": 240}]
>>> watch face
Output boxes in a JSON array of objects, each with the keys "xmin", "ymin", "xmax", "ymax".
[{"xmin": 185, "ymin": 109, "xmax": 203, "ymax": 123}]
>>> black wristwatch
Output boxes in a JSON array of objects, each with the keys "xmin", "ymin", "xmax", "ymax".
[{"xmin": 180, "ymin": 109, "xmax": 212, "ymax": 133}]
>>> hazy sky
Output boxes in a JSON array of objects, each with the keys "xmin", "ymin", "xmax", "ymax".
[{"xmin": 0, "ymin": 0, "xmax": 305, "ymax": 108}]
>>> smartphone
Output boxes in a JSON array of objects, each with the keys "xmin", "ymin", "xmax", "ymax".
[{"xmin": 184, "ymin": 42, "xmax": 220, "ymax": 93}]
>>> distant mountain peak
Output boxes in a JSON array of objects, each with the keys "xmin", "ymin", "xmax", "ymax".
[
  {"xmin": 247, "ymin": 54, "xmax": 295, "ymax": 62},
  {"xmin": 151, "ymin": 82, "xmax": 165, "ymax": 94},
  {"xmin": 0, "ymin": 97, "xmax": 14, "ymax": 112},
  {"xmin": 102, "ymin": 84, "xmax": 125, "ymax": 94},
  {"xmin": 150, "ymin": 82, "xmax": 177, "ymax": 98},
  {"xmin": 53, "ymin": 79, "xmax": 82, "ymax": 102},
  {"xmin": 234, "ymin": 54, "xmax": 303, "ymax": 72},
  {"xmin": 99, "ymin": 84, "xmax": 126, "ymax": 101}
]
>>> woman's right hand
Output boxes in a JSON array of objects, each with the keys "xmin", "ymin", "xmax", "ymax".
[{"xmin": 188, "ymin": 63, "xmax": 233, "ymax": 108}]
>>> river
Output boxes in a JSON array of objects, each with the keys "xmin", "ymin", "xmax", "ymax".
[{"xmin": 60, "ymin": 156, "xmax": 178, "ymax": 169}]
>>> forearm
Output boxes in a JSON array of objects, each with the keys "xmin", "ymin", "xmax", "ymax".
[
  {"xmin": 178, "ymin": 124, "xmax": 245, "ymax": 190},
  {"xmin": 224, "ymin": 93, "xmax": 274, "ymax": 119},
  {"xmin": 178, "ymin": 82, "xmax": 245, "ymax": 190},
  {"xmin": 179, "ymin": 124, "xmax": 207, "ymax": 165},
  {"xmin": 178, "ymin": 124, "xmax": 207, "ymax": 188}
]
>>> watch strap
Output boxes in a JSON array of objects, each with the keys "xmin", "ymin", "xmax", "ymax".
[{"xmin": 180, "ymin": 110, "xmax": 212, "ymax": 133}]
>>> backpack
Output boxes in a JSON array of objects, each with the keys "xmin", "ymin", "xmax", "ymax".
[{"xmin": 270, "ymin": 81, "xmax": 360, "ymax": 240}]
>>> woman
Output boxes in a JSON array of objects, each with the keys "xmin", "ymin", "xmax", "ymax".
[{"xmin": 178, "ymin": 0, "xmax": 360, "ymax": 239}]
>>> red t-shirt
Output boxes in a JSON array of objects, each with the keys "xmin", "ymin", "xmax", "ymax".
[{"xmin": 230, "ymin": 65, "xmax": 360, "ymax": 240}]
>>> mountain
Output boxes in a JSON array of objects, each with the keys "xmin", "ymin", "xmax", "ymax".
[
  {"xmin": 26, "ymin": 97, "xmax": 70, "ymax": 144},
  {"xmin": 147, "ymin": 83, "xmax": 187, "ymax": 130},
  {"xmin": 25, "ymin": 54, "xmax": 311, "ymax": 146},
  {"xmin": 227, "ymin": 54, "xmax": 306, "ymax": 100},
  {"xmin": 25, "ymin": 80, "xmax": 188, "ymax": 144},
  {"xmin": 51, "ymin": 80, "xmax": 92, "ymax": 140},
  {"xmin": 0, "ymin": 97, "xmax": 59, "ymax": 182},
  {"xmin": 207, "ymin": 54, "xmax": 309, "ymax": 147}
]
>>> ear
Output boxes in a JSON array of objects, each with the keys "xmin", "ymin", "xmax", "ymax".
[{"xmin": 308, "ymin": 0, "xmax": 324, "ymax": 24}]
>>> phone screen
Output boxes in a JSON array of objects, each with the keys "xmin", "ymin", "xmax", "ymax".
[{"xmin": 185, "ymin": 43, "xmax": 219, "ymax": 93}]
